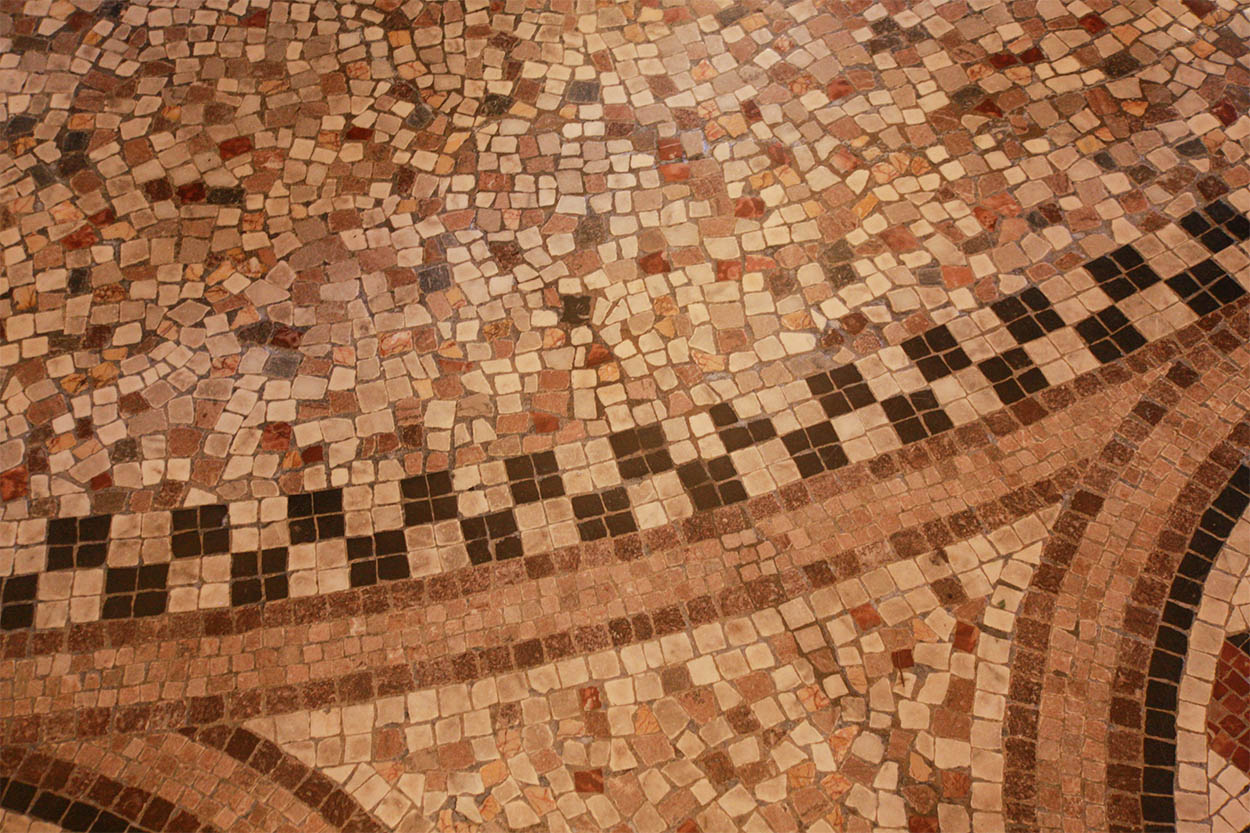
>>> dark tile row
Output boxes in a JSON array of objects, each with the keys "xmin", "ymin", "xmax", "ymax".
[
  {"xmin": 3, "ymin": 202, "xmax": 1245, "ymax": 630},
  {"xmin": 1139, "ymin": 463, "xmax": 1250, "ymax": 830},
  {"xmin": 0, "ymin": 777, "xmax": 144, "ymax": 832},
  {"xmin": 0, "ymin": 463, "xmax": 1084, "ymax": 750},
  {"xmin": 2, "ymin": 294, "xmax": 1243, "ymax": 665},
  {"xmin": 184, "ymin": 725, "xmax": 381, "ymax": 832}
]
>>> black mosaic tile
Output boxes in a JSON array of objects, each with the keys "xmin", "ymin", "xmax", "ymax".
[
  {"xmin": 1102, "ymin": 50, "xmax": 1141, "ymax": 78},
  {"xmin": 1199, "ymin": 506, "xmax": 1236, "ymax": 539},
  {"xmin": 1143, "ymin": 737, "xmax": 1177, "ymax": 768},
  {"xmin": 1141, "ymin": 794, "xmax": 1174, "ymax": 828},
  {"xmin": 1083, "ymin": 245, "xmax": 1161, "ymax": 301},
  {"xmin": 609, "ymin": 424, "xmax": 674, "ymax": 480},
  {"xmin": 480, "ymin": 92, "xmax": 513, "ymax": 117},
  {"xmin": 29, "ymin": 793, "xmax": 71, "ymax": 826},
  {"xmin": 977, "ymin": 347, "xmax": 1050, "ymax": 406},
  {"xmin": 287, "ymin": 488, "xmax": 345, "ymax": 543},
  {"xmin": 3, "ymin": 115, "xmax": 37, "ymax": 138},
  {"xmin": 401, "ymin": 471, "xmax": 459, "ymax": 526},
  {"xmin": 708, "ymin": 403, "xmax": 737, "ymax": 428},
  {"xmin": 170, "ymin": 504, "xmax": 230, "ymax": 559},
  {"xmin": 346, "ymin": 531, "xmax": 410, "ymax": 587},
  {"xmin": 0, "ymin": 777, "xmax": 129, "ymax": 833},
  {"xmin": 880, "ymin": 389, "xmax": 954, "ymax": 445},
  {"xmin": 676, "ymin": 455, "xmax": 747, "ymax": 511},
  {"xmin": 781, "ymin": 420, "xmax": 848, "ymax": 478},
  {"xmin": 504, "ymin": 451, "xmax": 565, "ymax": 505},
  {"xmin": 992, "ymin": 286, "xmax": 1066, "ymax": 345},
  {"xmin": 57, "ymin": 153, "xmax": 88, "ymax": 178},
  {"xmin": 806, "ymin": 364, "xmax": 877, "ymax": 418},
  {"xmin": 203, "ymin": 185, "xmax": 242, "ymax": 206},
  {"xmin": 459, "ymin": 517, "xmax": 491, "ymax": 565},
  {"xmin": 902, "ymin": 324, "xmax": 973, "ymax": 382},
  {"xmin": 101, "ymin": 564, "xmax": 168, "ymax": 620},
  {"xmin": 1140, "ymin": 766, "xmax": 1172, "ymax": 795},
  {"xmin": 0, "ymin": 574, "xmax": 37, "ymax": 631},
  {"xmin": 749, "ymin": 417, "xmax": 777, "ymax": 443},
  {"xmin": 1213, "ymin": 466, "xmax": 1250, "ymax": 518},
  {"xmin": 1170, "ymin": 574, "xmax": 1202, "ymax": 607},
  {"xmin": 1165, "ymin": 259, "xmax": 1246, "ymax": 317},
  {"xmin": 66, "ymin": 267, "xmax": 91, "ymax": 296},
  {"xmin": 1154, "ymin": 623, "xmax": 1187, "ymax": 656},
  {"xmin": 1144, "ymin": 708, "xmax": 1175, "ymax": 739},
  {"xmin": 460, "ymin": 509, "xmax": 523, "ymax": 564},
  {"xmin": 59, "ymin": 799, "xmax": 100, "ymax": 831},
  {"xmin": 0, "ymin": 778, "xmax": 35, "ymax": 813},
  {"xmin": 1160, "ymin": 600, "xmax": 1194, "ymax": 630},
  {"xmin": 1189, "ymin": 527, "xmax": 1222, "ymax": 560},
  {"xmin": 29, "ymin": 163, "xmax": 55, "ymax": 188},
  {"xmin": 1208, "ymin": 200, "xmax": 1250, "ymax": 238},
  {"xmin": 1148, "ymin": 648, "xmax": 1183, "ymax": 681},
  {"xmin": 95, "ymin": 808, "xmax": 133, "ymax": 832},
  {"xmin": 1179, "ymin": 199, "xmax": 1250, "ymax": 253},
  {"xmin": 1145, "ymin": 679, "xmax": 1177, "ymax": 711},
  {"xmin": 561, "ymin": 295, "xmax": 592, "ymax": 324},
  {"xmin": 46, "ymin": 514, "xmax": 112, "ymax": 571},
  {"xmin": 716, "ymin": 409, "xmax": 778, "ymax": 453},
  {"xmin": 1139, "ymin": 464, "xmax": 1250, "ymax": 827},
  {"xmin": 1074, "ymin": 304, "xmax": 1147, "ymax": 363},
  {"xmin": 567, "ymin": 80, "xmax": 600, "ymax": 103},
  {"xmin": 230, "ymin": 547, "xmax": 290, "ymax": 606},
  {"xmin": 571, "ymin": 487, "xmax": 638, "ymax": 542}
]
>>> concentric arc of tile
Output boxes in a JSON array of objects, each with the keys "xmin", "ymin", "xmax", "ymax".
[
  {"xmin": 1001, "ymin": 312, "xmax": 1250, "ymax": 830},
  {"xmin": 0, "ymin": 744, "xmax": 210, "ymax": 832},
  {"xmin": 181, "ymin": 724, "xmax": 384, "ymax": 833},
  {"xmin": 1106, "ymin": 426, "xmax": 1250, "ymax": 830}
]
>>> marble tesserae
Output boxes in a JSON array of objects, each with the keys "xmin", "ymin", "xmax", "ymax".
[{"xmin": 0, "ymin": 0, "xmax": 1249, "ymax": 830}]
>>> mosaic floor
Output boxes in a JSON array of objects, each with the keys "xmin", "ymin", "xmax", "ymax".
[{"xmin": 0, "ymin": 0, "xmax": 1249, "ymax": 830}]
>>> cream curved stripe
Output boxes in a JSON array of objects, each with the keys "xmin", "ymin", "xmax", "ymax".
[{"xmin": 1174, "ymin": 514, "xmax": 1250, "ymax": 832}]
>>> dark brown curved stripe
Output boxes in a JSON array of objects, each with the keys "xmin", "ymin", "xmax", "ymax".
[
  {"xmin": 1103, "ymin": 423, "xmax": 1250, "ymax": 831},
  {"xmin": 1136, "ymin": 462, "xmax": 1250, "ymax": 829},
  {"xmin": 182, "ymin": 725, "xmax": 382, "ymax": 833},
  {"xmin": 1001, "ymin": 303, "xmax": 1250, "ymax": 831},
  {"xmin": 8, "ymin": 296, "xmax": 1246, "ymax": 664},
  {"xmin": 0, "ymin": 776, "xmax": 150, "ymax": 832},
  {"xmin": 1001, "ymin": 369, "xmax": 1211, "ymax": 829},
  {"xmin": 0, "ymin": 746, "xmax": 209, "ymax": 832}
]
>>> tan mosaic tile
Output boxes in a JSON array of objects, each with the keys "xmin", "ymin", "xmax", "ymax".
[{"xmin": 1, "ymin": 0, "xmax": 1250, "ymax": 829}]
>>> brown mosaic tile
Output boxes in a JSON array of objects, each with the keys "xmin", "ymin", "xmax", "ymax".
[{"xmin": 2, "ymin": 0, "xmax": 1250, "ymax": 828}]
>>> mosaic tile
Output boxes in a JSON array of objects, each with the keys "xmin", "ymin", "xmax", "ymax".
[{"xmin": 1, "ymin": 0, "xmax": 1250, "ymax": 828}]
